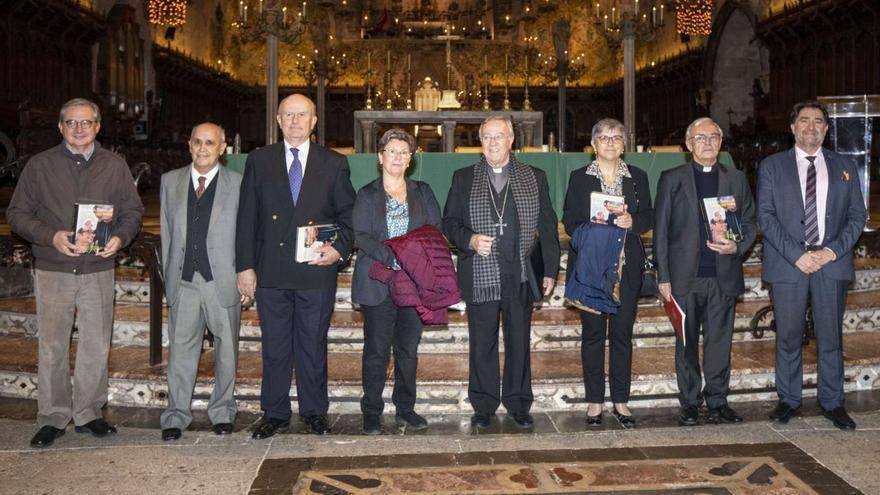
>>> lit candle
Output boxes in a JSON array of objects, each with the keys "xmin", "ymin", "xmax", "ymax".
[
  {"xmin": 239, "ymin": 0, "xmax": 243, "ymax": 18},
  {"xmin": 652, "ymin": 6, "xmax": 656, "ymax": 26},
  {"xmin": 282, "ymin": 6, "xmax": 287, "ymax": 23},
  {"xmin": 595, "ymin": 2, "xmax": 600, "ymax": 20},
  {"xmin": 660, "ymin": 3, "xmax": 664, "ymax": 24},
  {"xmin": 302, "ymin": 1, "xmax": 307, "ymax": 20},
  {"xmin": 611, "ymin": 7, "xmax": 616, "ymax": 24},
  {"xmin": 604, "ymin": 14, "xmax": 608, "ymax": 31},
  {"xmin": 635, "ymin": 0, "xmax": 639, "ymax": 15},
  {"xmin": 244, "ymin": 5, "xmax": 248, "ymax": 22},
  {"xmin": 259, "ymin": 0, "xmax": 262, "ymax": 15}
]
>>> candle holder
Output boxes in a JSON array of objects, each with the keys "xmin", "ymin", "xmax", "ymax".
[{"xmin": 235, "ymin": 1, "xmax": 306, "ymax": 45}]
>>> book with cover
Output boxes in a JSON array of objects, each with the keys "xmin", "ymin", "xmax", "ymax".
[
  {"xmin": 72, "ymin": 203, "xmax": 114, "ymax": 255},
  {"xmin": 701, "ymin": 195, "xmax": 743, "ymax": 243},
  {"xmin": 295, "ymin": 223, "xmax": 339, "ymax": 263},
  {"xmin": 589, "ymin": 192, "xmax": 625, "ymax": 226},
  {"xmin": 664, "ymin": 296, "xmax": 686, "ymax": 346}
]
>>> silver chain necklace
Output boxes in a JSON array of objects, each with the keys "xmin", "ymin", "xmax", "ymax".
[{"xmin": 488, "ymin": 178, "xmax": 510, "ymax": 236}]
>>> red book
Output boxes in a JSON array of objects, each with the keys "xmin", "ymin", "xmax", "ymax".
[{"xmin": 664, "ymin": 296, "xmax": 686, "ymax": 346}]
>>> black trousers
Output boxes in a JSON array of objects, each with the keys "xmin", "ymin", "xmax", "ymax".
[
  {"xmin": 360, "ymin": 297, "xmax": 424, "ymax": 415},
  {"xmin": 466, "ymin": 274, "xmax": 533, "ymax": 415},
  {"xmin": 675, "ymin": 277, "xmax": 736, "ymax": 409},
  {"xmin": 580, "ymin": 274, "xmax": 639, "ymax": 403},
  {"xmin": 256, "ymin": 286, "xmax": 335, "ymax": 420}
]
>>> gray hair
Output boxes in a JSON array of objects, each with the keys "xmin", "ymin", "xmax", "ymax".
[
  {"xmin": 590, "ymin": 118, "xmax": 627, "ymax": 147},
  {"xmin": 479, "ymin": 116, "xmax": 515, "ymax": 140},
  {"xmin": 190, "ymin": 122, "xmax": 227, "ymax": 144},
  {"xmin": 378, "ymin": 128, "xmax": 416, "ymax": 154},
  {"xmin": 685, "ymin": 117, "xmax": 724, "ymax": 141},
  {"xmin": 59, "ymin": 98, "xmax": 101, "ymax": 123}
]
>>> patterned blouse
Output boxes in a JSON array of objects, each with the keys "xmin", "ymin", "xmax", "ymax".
[
  {"xmin": 584, "ymin": 158, "xmax": 632, "ymax": 196},
  {"xmin": 385, "ymin": 193, "xmax": 409, "ymax": 239}
]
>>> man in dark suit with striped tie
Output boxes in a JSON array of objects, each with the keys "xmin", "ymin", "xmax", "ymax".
[
  {"xmin": 757, "ymin": 101, "xmax": 867, "ymax": 430},
  {"xmin": 236, "ymin": 94, "xmax": 356, "ymax": 438}
]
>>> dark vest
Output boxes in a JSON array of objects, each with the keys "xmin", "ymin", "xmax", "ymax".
[
  {"xmin": 181, "ymin": 176, "xmax": 217, "ymax": 282},
  {"xmin": 490, "ymin": 182, "xmax": 520, "ymax": 277},
  {"xmin": 693, "ymin": 164, "xmax": 719, "ymax": 278}
]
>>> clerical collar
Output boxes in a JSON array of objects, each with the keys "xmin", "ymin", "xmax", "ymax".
[{"xmin": 693, "ymin": 162, "xmax": 716, "ymax": 173}]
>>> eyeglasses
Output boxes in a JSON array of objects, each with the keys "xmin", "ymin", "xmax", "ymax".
[
  {"xmin": 382, "ymin": 148, "xmax": 412, "ymax": 158},
  {"xmin": 63, "ymin": 120, "xmax": 97, "ymax": 129},
  {"xmin": 596, "ymin": 135, "xmax": 624, "ymax": 145},
  {"xmin": 480, "ymin": 134, "xmax": 510, "ymax": 143},
  {"xmin": 689, "ymin": 133, "xmax": 721, "ymax": 145}
]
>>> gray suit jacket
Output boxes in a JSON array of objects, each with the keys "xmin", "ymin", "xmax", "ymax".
[
  {"xmin": 757, "ymin": 147, "xmax": 867, "ymax": 283},
  {"xmin": 654, "ymin": 161, "xmax": 757, "ymax": 297},
  {"xmin": 161, "ymin": 164, "xmax": 243, "ymax": 308}
]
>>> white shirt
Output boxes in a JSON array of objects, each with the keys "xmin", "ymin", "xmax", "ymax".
[
  {"xmin": 191, "ymin": 163, "xmax": 220, "ymax": 190},
  {"xmin": 795, "ymin": 146, "xmax": 829, "ymax": 244},
  {"xmin": 284, "ymin": 139, "xmax": 310, "ymax": 177}
]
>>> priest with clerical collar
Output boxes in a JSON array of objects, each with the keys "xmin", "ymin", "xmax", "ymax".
[{"xmin": 442, "ymin": 115, "xmax": 560, "ymax": 430}]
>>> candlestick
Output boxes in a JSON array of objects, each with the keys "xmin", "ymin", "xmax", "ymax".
[
  {"xmin": 367, "ymin": 51, "xmax": 371, "ymax": 72},
  {"xmin": 504, "ymin": 53, "xmax": 508, "ymax": 73}
]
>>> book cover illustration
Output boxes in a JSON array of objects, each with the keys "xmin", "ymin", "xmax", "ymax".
[
  {"xmin": 73, "ymin": 203, "xmax": 114, "ymax": 255},
  {"xmin": 589, "ymin": 192, "xmax": 625, "ymax": 226},
  {"xmin": 701, "ymin": 195, "xmax": 743, "ymax": 243},
  {"xmin": 295, "ymin": 223, "xmax": 339, "ymax": 263}
]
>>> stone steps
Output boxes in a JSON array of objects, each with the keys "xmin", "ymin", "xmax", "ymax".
[
  {"xmin": 2, "ymin": 289, "xmax": 879, "ymax": 352},
  {"xmin": 1, "ymin": 332, "xmax": 878, "ymax": 413}
]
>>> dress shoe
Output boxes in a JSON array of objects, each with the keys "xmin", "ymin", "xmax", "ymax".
[
  {"xmin": 612, "ymin": 408, "xmax": 636, "ymax": 429},
  {"xmin": 678, "ymin": 405, "xmax": 699, "ymax": 426},
  {"xmin": 470, "ymin": 412, "xmax": 494, "ymax": 428},
  {"xmin": 395, "ymin": 411, "xmax": 428, "ymax": 430},
  {"xmin": 362, "ymin": 414, "xmax": 382, "ymax": 435},
  {"xmin": 769, "ymin": 401, "xmax": 799, "ymax": 423},
  {"xmin": 822, "ymin": 406, "xmax": 856, "ymax": 431},
  {"xmin": 511, "ymin": 411, "xmax": 534, "ymax": 428},
  {"xmin": 586, "ymin": 412, "xmax": 603, "ymax": 426},
  {"xmin": 251, "ymin": 416, "xmax": 290, "ymax": 440},
  {"xmin": 707, "ymin": 405, "xmax": 743, "ymax": 424},
  {"xmin": 212, "ymin": 423, "xmax": 234, "ymax": 435},
  {"xmin": 30, "ymin": 426, "xmax": 64, "ymax": 448},
  {"xmin": 304, "ymin": 414, "xmax": 331, "ymax": 435},
  {"xmin": 74, "ymin": 418, "xmax": 117, "ymax": 437},
  {"xmin": 161, "ymin": 428, "xmax": 182, "ymax": 441}
]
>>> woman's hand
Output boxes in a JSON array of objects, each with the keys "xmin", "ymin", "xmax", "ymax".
[{"xmin": 612, "ymin": 204, "xmax": 632, "ymax": 229}]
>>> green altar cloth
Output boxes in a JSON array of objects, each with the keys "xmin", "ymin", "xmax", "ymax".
[{"xmin": 221, "ymin": 151, "xmax": 735, "ymax": 214}]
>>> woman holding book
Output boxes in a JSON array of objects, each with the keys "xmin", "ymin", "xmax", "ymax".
[
  {"xmin": 562, "ymin": 118, "xmax": 654, "ymax": 428},
  {"xmin": 351, "ymin": 128, "xmax": 443, "ymax": 435}
]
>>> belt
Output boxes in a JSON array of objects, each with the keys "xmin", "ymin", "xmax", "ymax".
[{"xmin": 805, "ymin": 244, "xmax": 824, "ymax": 252}]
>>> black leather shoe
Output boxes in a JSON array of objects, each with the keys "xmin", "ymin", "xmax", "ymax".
[
  {"xmin": 395, "ymin": 411, "xmax": 428, "ymax": 430},
  {"xmin": 304, "ymin": 414, "xmax": 331, "ymax": 435},
  {"xmin": 470, "ymin": 412, "xmax": 493, "ymax": 428},
  {"xmin": 678, "ymin": 405, "xmax": 699, "ymax": 426},
  {"xmin": 251, "ymin": 416, "xmax": 290, "ymax": 440},
  {"xmin": 74, "ymin": 418, "xmax": 117, "ymax": 437},
  {"xmin": 212, "ymin": 423, "xmax": 234, "ymax": 435},
  {"xmin": 707, "ymin": 405, "xmax": 743, "ymax": 424},
  {"xmin": 511, "ymin": 411, "xmax": 534, "ymax": 428},
  {"xmin": 586, "ymin": 412, "xmax": 602, "ymax": 426},
  {"xmin": 161, "ymin": 428, "xmax": 182, "ymax": 441},
  {"xmin": 769, "ymin": 402, "xmax": 799, "ymax": 423},
  {"xmin": 822, "ymin": 406, "xmax": 856, "ymax": 431},
  {"xmin": 362, "ymin": 414, "xmax": 382, "ymax": 435},
  {"xmin": 612, "ymin": 409, "xmax": 636, "ymax": 429},
  {"xmin": 30, "ymin": 426, "xmax": 64, "ymax": 448}
]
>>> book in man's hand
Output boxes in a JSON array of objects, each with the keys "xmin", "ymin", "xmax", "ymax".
[
  {"xmin": 72, "ymin": 203, "xmax": 114, "ymax": 255},
  {"xmin": 664, "ymin": 296, "xmax": 687, "ymax": 346},
  {"xmin": 295, "ymin": 223, "xmax": 339, "ymax": 263},
  {"xmin": 701, "ymin": 195, "xmax": 743, "ymax": 243},
  {"xmin": 589, "ymin": 192, "xmax": 625, "ymax": 226}
]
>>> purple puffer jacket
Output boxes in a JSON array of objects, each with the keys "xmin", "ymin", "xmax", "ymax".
[{"xmin": 368, "ymin": 224, "xmax": 461, "ymax": 324}]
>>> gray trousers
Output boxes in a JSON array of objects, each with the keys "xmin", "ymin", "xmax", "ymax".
[
  {"xmin": 35, "ymin": 268, "xmax": 115, "ymax": 429},
  {"xmin": 160, "ymin": 273, "xmax": 241, "ymax": 430}
]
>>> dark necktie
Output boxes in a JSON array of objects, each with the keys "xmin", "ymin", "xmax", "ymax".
[
  {"xmin": 804, "ymin": 156, "xmax": 819, "ymax": 245},
  {"xmin": 196, "ymin": 176, "xmax": 206, "ymax": 199},
  {"xmin": 289, "ymin": 147, "xmax": 303, "ymax": 205}
]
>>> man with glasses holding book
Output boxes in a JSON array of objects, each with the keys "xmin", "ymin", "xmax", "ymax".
[
  {"xmin": 654, "ymin": 117, "xmax": 755, "ymax": 427},
  {"xmin": 7, "ymin": 98, "xmax": 144, "ymax": 448}
]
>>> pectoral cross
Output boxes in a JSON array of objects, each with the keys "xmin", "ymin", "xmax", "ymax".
[{"xmin": 494, "ymin": 221, "xmax": 508, "ymax": 236}]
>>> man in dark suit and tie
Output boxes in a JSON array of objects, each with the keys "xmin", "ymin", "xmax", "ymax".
[
  {"xmin": 654, "ymin": 117, "xmax": 756, "ymax": 427},
  {"xmin": 758, "ymin": 101, "xmax": 867, "ymax": 430},
  {"xmin": 159, "ymin": 123, "xmax": 244, "ymax": 441},
  {"xmin": 236, "ymin": 94, "xmax": 356, "ymax": 438}
]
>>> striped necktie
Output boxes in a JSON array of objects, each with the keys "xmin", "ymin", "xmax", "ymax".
[
  {"xmin": 289, "ymin": 147, "xmax": 302, "ymax": 205},
  {"xmin": 804, "ymin": 155, "xmax": 819, "ymax": 246}
]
